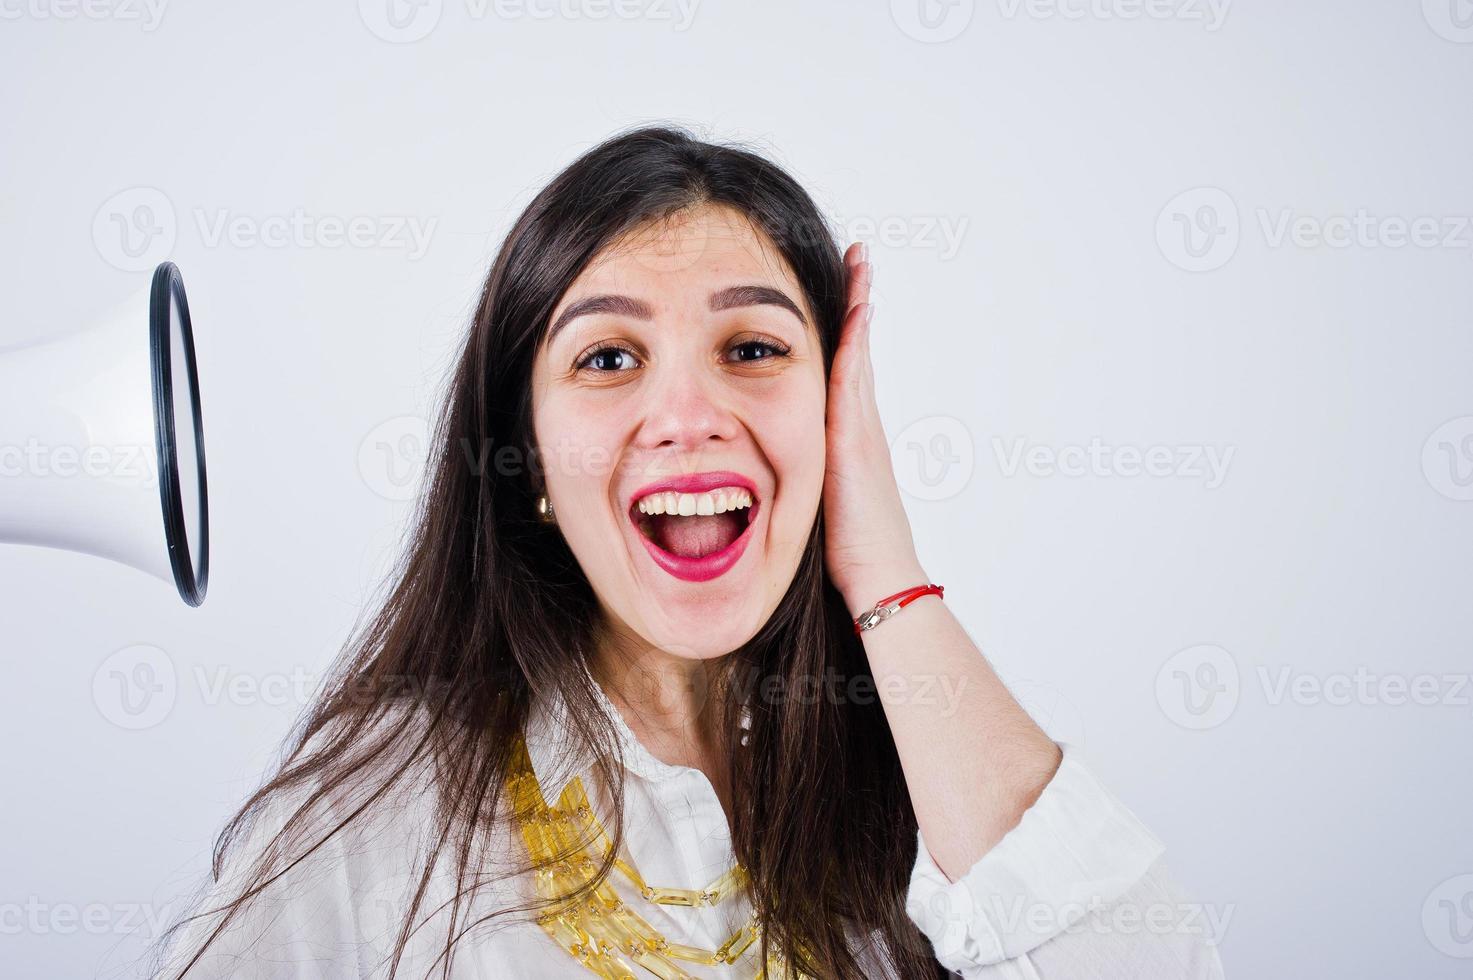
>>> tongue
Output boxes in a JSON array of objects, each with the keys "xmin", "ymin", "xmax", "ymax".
[{"xmin": 649, "ymin": 512, "xmax": 744, "ymax": 559}]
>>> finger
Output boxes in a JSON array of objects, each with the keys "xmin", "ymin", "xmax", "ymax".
[
  {"xmin": 844, "ymin": 261, "xmax": 864, "ymax": 314},
  {"xmin": 859, "ymin": 304, "xmax": 879, "ymax": 412},
  {"xmin": 843, "ymin": 243, "xmax": 871, "ymax": 312},
  {"xmin": 839, "ymin": 296, "xmax": 868, "ymax": 352},
  {"xmin": 842, "ymin": 271, "xmax": 872, "ymax": 352},
  {"xmin": 861, "ymin": 301, "xmax": 875, "ymax": 365},
  {"xmin": 830, "ymin": 304, "xmax": 868, "ymax": 389},
  {"xmin": 847, "ymin": 262, "xmax": 873, "ymax": 323},
  {"xmin": 844, "ymin": 244, "xmax": 862, "ymax": 308}
]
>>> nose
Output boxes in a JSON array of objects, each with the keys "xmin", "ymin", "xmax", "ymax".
[{"xmin": 631, "ymin": 360, "xmax": 741, "ymax": 459}]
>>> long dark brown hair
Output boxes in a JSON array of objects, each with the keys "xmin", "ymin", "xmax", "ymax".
[{"xmin": 152, "ymin": 123, "xmax": 949, "ymax": 979}]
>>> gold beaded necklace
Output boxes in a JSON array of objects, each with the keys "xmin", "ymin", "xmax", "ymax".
[{"xmin": 508, "ymin": 732, "xmax": 813, "ymax": 979}]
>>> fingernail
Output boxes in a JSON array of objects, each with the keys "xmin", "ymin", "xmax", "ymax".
[
  {"xmin": 858, "ymin": 241, "xmax": 869, "ymax": 263},
  {"xmin": 864, "ymin": 302, "xmax": 876, "ymax": 326}
]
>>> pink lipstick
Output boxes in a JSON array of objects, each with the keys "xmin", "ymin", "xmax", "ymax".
[{"xmin": 628, "ymin": 470, "xmax": 760, "ymax": 583}]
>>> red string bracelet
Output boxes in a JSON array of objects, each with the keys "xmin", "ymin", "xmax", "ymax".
[{"xmin": 853, "ymin": 583, "xmax": 945, "ymax": 635}]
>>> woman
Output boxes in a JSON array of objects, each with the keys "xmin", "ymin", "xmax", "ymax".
[{"xmin": 150, "ymin": 125, "xmax": 1226, "ymax": 979}]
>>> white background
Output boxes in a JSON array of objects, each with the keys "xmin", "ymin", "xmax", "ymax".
[{"xmin": 2, "ymin": 1, "xmax": 1471, "ymax": 977}]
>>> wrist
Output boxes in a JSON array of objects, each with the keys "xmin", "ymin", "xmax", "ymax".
[{"xmin": 839, "ymin": 559, "xmax": 931, "ymax": 619}]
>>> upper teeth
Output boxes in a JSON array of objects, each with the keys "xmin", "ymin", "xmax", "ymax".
[{"xmin": 637, "ymin": 487, "xmax": 753, "ymax": 516}]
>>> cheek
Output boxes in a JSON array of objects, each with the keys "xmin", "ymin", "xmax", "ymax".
[
  {"xmin": 750, "ymin": 379, "xmax": 827, "ymax": 531},
  {"xmin": 533, "ymin": 398, "xmax": 621, "ymax": 508},
  {"xmin": 532, "ymin": 398, "xmax": 635, "ymax": 600}
]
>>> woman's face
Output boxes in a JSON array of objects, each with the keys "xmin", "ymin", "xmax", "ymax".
[{"xmin": 530, "ymin": 203, "xmax": 828, "ymax": 660}]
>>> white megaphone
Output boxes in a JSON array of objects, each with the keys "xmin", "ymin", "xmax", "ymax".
[{"xmin": 0, "ymin": 261, "xmax": 209, "ymax": 606}]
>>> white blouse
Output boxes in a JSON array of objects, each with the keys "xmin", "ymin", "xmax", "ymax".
[{"xmin": 151, "ymin": 678, "xmax": 1227, "ymax": 979}]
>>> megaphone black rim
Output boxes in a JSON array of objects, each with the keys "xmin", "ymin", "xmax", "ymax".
[{"xmin": 149, "ymin": 261, "xmax": 210, "ymax": 607}]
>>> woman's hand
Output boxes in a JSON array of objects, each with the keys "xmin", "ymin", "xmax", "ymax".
[
  {"xmin": 822, "ymin": 245, "xmax": 1069, "ymax": 888},
  {"xmin": 822, "ymin": 242, "xmax": 929, "ymax": 618}
]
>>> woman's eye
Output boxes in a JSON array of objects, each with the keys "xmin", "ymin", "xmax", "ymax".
[
  {"xmin": 576, "ymin": 345, "xmax": 640, "ymax": 372},
  {"xmin": 728, "ymin": 339, "xmax": 790, "ymax": 363}
]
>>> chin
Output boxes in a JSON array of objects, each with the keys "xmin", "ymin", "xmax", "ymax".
[{"xmin": 636, "ymin": 595, "xmax": 764, "ymax": 661}]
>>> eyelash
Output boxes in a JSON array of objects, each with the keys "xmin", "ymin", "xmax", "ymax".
[
  {"xmin": 730, "ymin": 337, "xmax": 794, "ymax": 362},
  {"xmin": 573, "ymin": 337, "xmax": 793, "ymax": 373}
]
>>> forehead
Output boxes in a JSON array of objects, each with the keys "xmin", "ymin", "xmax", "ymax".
[{"xmin": 559, "ymin": 204, "xmax": 806, "ymax": 312}]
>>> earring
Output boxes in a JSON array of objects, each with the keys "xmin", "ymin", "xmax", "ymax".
[{"xmin": 536, "ymin": 494, "xmax": 557, "ymax": 524}]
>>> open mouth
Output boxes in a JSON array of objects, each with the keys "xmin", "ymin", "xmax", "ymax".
[{"xmin": 627, "ymin": 475, "xmax": 760, "ymax": 583}]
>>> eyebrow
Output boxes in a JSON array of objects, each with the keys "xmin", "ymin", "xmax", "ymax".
[{"xmin": 547, "ymin": 284, "xmax": 807, "ymax": 343}]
